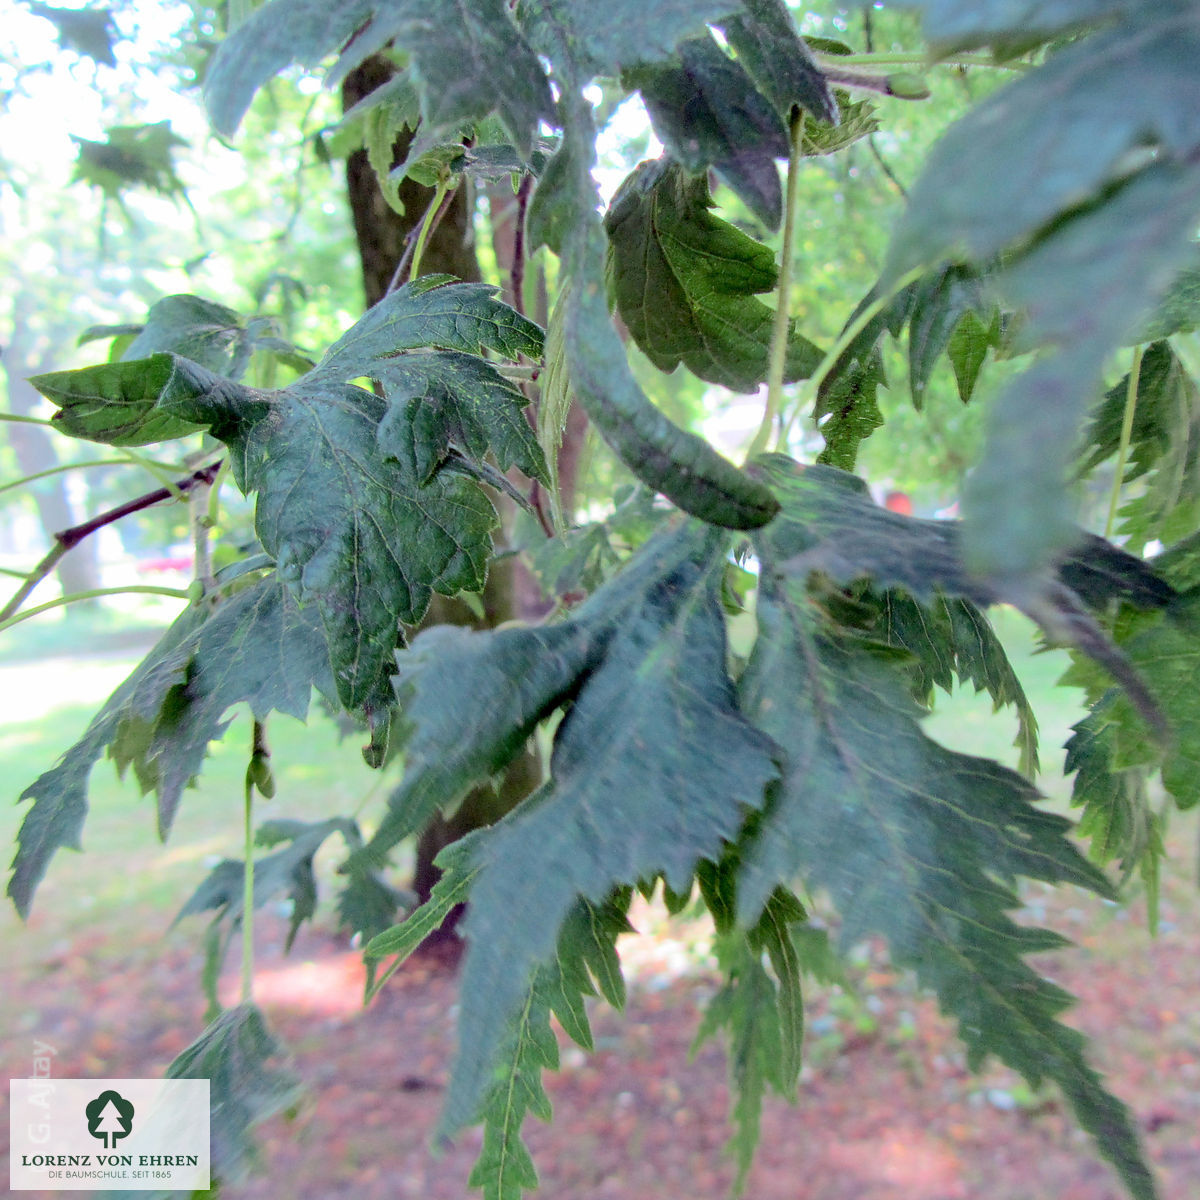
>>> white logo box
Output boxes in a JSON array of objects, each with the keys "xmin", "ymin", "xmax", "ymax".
[{"xmin": 10, "ymin": 1079, "xmax": 210, "ymax": 1191}]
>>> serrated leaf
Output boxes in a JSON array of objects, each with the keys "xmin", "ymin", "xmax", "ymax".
[
  {"xmin": 29, "ymin": 3, "xmax": 118, "ymax": 66},
  {"xmin": 876, "ymin": 590, "xmax": 1040, "ymax": 774},
  {"xmin": 906, "ymin": 265, "xmax": 992, "ymax": 406},
  {"xmin": 205, "ymin": 0, "xmax": 553, "ymax": 152},
  {"xmin": 946, "ymin": 307, "xmax": 1000, "ymax": 403},
  {"xmin": 1135, "ymin": 256, "xmax": 1200, "ymax": 342},
  {"xmin": 175, "ymin": 817, "xmax": 356, "ymax": 951},
  {"xmin": 374, "ymin": 351, "xmax": 547, "ymax": 485},
  {"xmin": 165, "ymin": 1004, "xmax": 302, "ymax": 1186},
  {"xmin": 692, "ymin": 895, "xmax": 804, "ymax": 1196},
  {"xmin": 9, "ymin": 575, "xmax": 337, "ymax": 915},
  {"xmin": 738, "ymin": 563, "xmax": 1156, "ymax": 1200},
  {"xmin": 313, "ymin": 276, "xmax": 544, "ymax": 382},
  {"xmin": 1080, "ymin": 342, "xmax": 1200, "ymax": 553},
  {"xmin": 567, "ymin": 212, "xmax": 780, "ymax": 528},
  {"xmin": 719, "ymin": 0, "xmax": 837, "ymax": 124},
  {"xmin": 517, "ymin": 0, "xmax": 742, "ymax": 77},
  {"xmin": 627, "ymin": 35, "xmax": 788, "ymax": 230},
  {"xmin": 1065, "ymin": 703, "xmax": 1159, "ymax": 877},
  {"xmin": 604, "ymin": 158, "xmax": 821, "ymax": 392},
  {"xmin": 961, "ymin": 160, "xmax": 1200, "ymax": 582},
  {"xmin": 749, "ymin": 455, "xmax": 1172, "ymax": 616},
  {"xmin": 34, "ymin": 355, "xmax": 208, "ymax": 446},
  {"xmin": 1072, "ymin": 590, "xmax": 1200, "ymax": 811},
  {"xmin": 440, "ymin": 524, "xmax": 779, "ymax": 1135}
]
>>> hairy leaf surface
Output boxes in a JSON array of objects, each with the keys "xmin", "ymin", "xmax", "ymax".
[
  {"xmin": 434, "ymin": 525, "xmax": 778, "ymax": 1134},
  {"xmin": 738, "ymin": 565, "xmax": 1154, "ymax": 1200}
]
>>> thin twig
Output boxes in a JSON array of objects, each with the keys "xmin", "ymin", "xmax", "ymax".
[
  {"xmin": 0, "ymin": 459, "xmax": 223, "ymax": 625},
  {"xmin": 510, "ymin": 173, "xmax": 533, "ymax": 319},
  {"xmin": 868, "ymin": 136, "xmax": 909, "ymax": 198},
  {"xmin": 384, "ymin": 181, "xmax": 458, "ymax": 296}
]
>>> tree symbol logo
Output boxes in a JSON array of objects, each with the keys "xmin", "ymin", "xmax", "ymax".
[{"xmin": 85, "ymin": 1089, "xmax": 135, "ymax": 1149}]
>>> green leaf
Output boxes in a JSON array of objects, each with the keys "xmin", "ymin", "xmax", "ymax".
[
  {"xmin": 45, "ymin": 279, "xmax": 542, "ymax": 714},
  {"xmin": 888, "ymin": 7, "xmax": 1200, "ymax": 275},
  {"xmin": 8, "ymin": 574, "xmax": 338, "ymax": 916},
  {"xmin": 28, "ymin": 3, "xmax": 118, "ymax": 66},
  {"xmin": 516, "ymin": 0, "xmax": 743, "ymax": 77},
  {"xmin": 312, "ymin": 276, "xmax": 544, "ymax": 382},
  {"xmin": 738, "ymin": 565, "xmax": 1156, "ymax": 1200},
  {"xmin": 626, "ymin": 36, "xmax": 788, "ymax": 230},
  {"xmin": 1135, "ymin": 256, "xmax": 1200, "ymax": 342},
  {"xmin": 175, "ymin": 817, "xmax": 357, "ymax": 952},
  {"xmin": 962, "ymin": 161, "xmax": 1200, "ymax": 582},
  {"xmin": 875, "ymin": 591, "xmax": 1040, "ymax": 774},
  {"xmin": 604, "ymin": 159, "xmax": 822, "ymax": 393},
  {"xmin": 353, "ymin": 619, "xmax": 599, "ymax": 869},
  {"xmin": 374, "ymin": 351, "xmax": 547, "ymax": 485},
  {"xmin": 72, "ymin": 121, "xmax": 187, "ymax": 200},
  {"xmin": 465, "ymin": 895, "xmax": 631, "ymax": 1200},
  {"xmin": 34, "ymin": 355, "xmax": 208, "ymax": 446},
  {"xmin": 1070, "ymin": 590, "xmax": 1200, "ymax": 811},
  {"xmin": 205, "ymin": 0, "xmax": 554, "ymax": 152},
  {"xmin": 946, "ymin": 308, "xmax": 1001, "ymax": 403},
  {"xmin": 165, "ymin": 1004, "xmax": 302, "ymax": 1186},
  {"xmin": 896, "ymin": 0, "xmax": 1139, "ymax": 54},
  {"xmin": 568, "ymin": 218, "xmax": 781, "ymax": 528},
  {"xmin": 1080, "ymin": 342, "xmax": 1200, "ymax": 552},
  {"xmin": 1065, "ymin": 704, "xmax": 1159, "ymax": 877},
  {"xmin": 906, "ymin": 265, "xmax": 992, "ymax": 406},
  {"xmin": 719, "ymin": 0, "xmax": 838, "ymax": 124},
  {"xmin": 440, "ymin": 524, "xmax": 779, "ymax": 1135}
]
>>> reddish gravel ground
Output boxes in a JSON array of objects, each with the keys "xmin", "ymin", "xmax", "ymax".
[{"xmin": 3, "ymin": 870, "xmax": 1199, "ymax": 1200}]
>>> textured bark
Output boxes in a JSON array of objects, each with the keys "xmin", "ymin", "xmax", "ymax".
[{"xmin": 341, "ymin": 58, "xmax": 546, "ymax": 931}]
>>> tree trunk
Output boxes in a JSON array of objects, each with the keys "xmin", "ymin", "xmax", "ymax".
[
  {"xmin": 341, "ymin": 59, "xmax": 551, "ymax": 935},
  {"xmin": 2, "ymin": 332, "xmax": 102, "ymax": 601}
]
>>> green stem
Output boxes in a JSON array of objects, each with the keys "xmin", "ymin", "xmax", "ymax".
[
  {"xmin": 409, "ymin": 179, "xmax": 451, "ymax": 282},
  {"xmin": 0, "ymin": 543, "xmax": 68, "ymax": 623},
  {"xmin": 817, "ymin": 51, "xmax": 1029, "ymax": 71},
  {"xmin": 0, "ymin": 585, "xmax": 190, "ymax": 634},
  {"xmin": 0, "ymin": 412, "xmax": 55, "ymax": 426},
  {"xmin": 0, "ymin": 459, "xmax": 123, "ymax": 495},
  {"xmin": 242, "ymin": 766, "xmax": 255, "ymax": 1005},
  {"xmin": 1105, "ymin": 345, "xmax": 1143, "ymax": 539},
  {"xmin": 749, "ymin": 110, "xmax": 806, "ymax": 460},
  {"xmin": 780, "ymin": 266, "xmax": 925, "ymax": 446}
]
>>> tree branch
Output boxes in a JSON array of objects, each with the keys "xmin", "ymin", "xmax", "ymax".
[{"xmin": 0, "ymin": 460, "xmax": 224, "ymax": 625}]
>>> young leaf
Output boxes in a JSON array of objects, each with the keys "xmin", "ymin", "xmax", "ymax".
[
  {"xmin": 441, "ymin": 525, "xmax": 779, "ymax": 1136},
  {"xmin": 9, "ymin": 575, "xmax": 337, "ymax": 916},
  {"xmin": 626, "ymin": 35, "xmax": 789, "ymax": 230},
  {"xmin": 33, "ymin": 355, "xmax": 209, "ymax": 446},
  {"xmin": 165, "ymin": 1004, "xmax": 302, "ymax": 1186},
  {"xmin": 604, "ymin": 158, "xmax": 822, "ymax": 392},
  {"xmin": 738, "ymin": 571, "xmax": 1156, "ymax": 1200}
]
